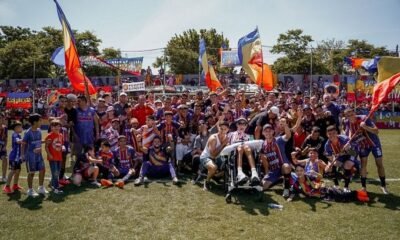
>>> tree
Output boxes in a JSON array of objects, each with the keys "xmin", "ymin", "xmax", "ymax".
[
  {"xmin": 0, "ymin": 25, "xmax": 104, "ymax": 79},
  {"xmin": 154, "ymin": 28, "xmax": 229, "ymax": 74},
  {"xmin": 344, "ymin": 39, "xmax": 390, "ymax": 58},
  {"xmin": 315, "ymin": 39, "xmax": 346, "ymax": 74},
  {"xmin": 271, "ymin": 29, "xmax": 330, "ymax": 74}
]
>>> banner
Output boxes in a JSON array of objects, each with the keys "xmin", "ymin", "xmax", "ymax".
[
  {"xmin": 347, "ymin": 76, "xmax": 356, "ymax": 102},
  {"xmin": 106, "ymin": 57, "xmax": 143, "ymax": 74},
  {"xmin": 6, "ymin": 92, "xmax": 32, "ymax": 109},
  {"xmin": 375, "ymin": 111, "xmax": 400, "ymax": 129},
  {"xmin": 122, "ymin": 82, "xmax": 145, "ymax": 92},
  {"xmin": 220, "ymin": 50, "xmax": 240, "ymax": 67}
]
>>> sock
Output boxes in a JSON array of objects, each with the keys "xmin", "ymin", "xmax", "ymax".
[
  {"xmin": 379, "ymin": 176, "xmax": 386, "ymax": 187},
  {"xmin": 107, "ymin": 173, "xmax": 114, "ymax": 181},
  {"xmin": 251, "ymin": 168, "xmax": 258, "ymax": 177},
  {"xmin": 332, "ymin": 167, "xmax": 339, "ymax": 186},
  {"xmin": 361, "ymin": 177, "xmax": 367, "ymax": 188},
  {"xmin": 284, "ymin": 174, "xmax": 290, "ymax": 189},
  {"xmin": 344, "ymin": 169, "xmax": 352, "ymax": 188},
  {"xmin": 59, "ymin": 168, "xmax": 65, "ymax": 179},
  {"xmin": 238, "ymin": 167, "xmax": 243, "ymax": 174},
  {"xmin": 122, "ymin": 173, "xmax": 132, "ymax": 182}
]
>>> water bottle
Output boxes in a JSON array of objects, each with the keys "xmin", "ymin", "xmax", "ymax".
[{"xmin": 268, "ymin": 203, "xmax": 283, "ymax": 210}]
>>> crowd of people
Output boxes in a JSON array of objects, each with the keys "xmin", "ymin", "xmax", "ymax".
[{"xmin": 0, "ymin": 85, "xmax": 390, "ymax": 203}]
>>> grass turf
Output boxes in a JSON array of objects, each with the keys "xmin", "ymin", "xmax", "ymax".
[{"xmin": 1, "ymin": 130, "xmax": 400, "ymax": 240}]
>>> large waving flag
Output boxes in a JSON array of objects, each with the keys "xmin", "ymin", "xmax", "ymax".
[
  {"xmin": 238, "ymin": 28, "xmax": 273, "ymax": 90},
  {"xmin": 377, "ymin": 56, "xmax": 400, "ymax": 82},
  {"xmin": 370, "ymin": 72, "xmax": 400, "ymax": 113},
  {"xmin": 53, "ymin": 0, "xmax": 96, "ymax": 94},
  {"xmin": 199, "ymin": 39, "xmax": 222, "ymax": 91}
]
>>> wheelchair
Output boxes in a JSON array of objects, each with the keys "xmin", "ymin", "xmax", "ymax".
[{"xmin": 218, "ymin": 140, "xmax": 264, "ymax": 203}]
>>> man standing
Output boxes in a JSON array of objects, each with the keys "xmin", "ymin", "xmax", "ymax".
[
  {"xmin": 131, "ymin": 95, "xmax": 154, "ymax": 127},
  {"xmin": 343, "ymin": 109, "xmax": 388, "ymax": 194},
  {"xmin": 74, "ymin": 96, "xmax": 99, "ymax": 155}
]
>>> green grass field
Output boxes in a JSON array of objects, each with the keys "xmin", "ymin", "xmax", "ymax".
[{"xmin": 1, "ymin": 130, "xmax": 400, "ymax": 240}]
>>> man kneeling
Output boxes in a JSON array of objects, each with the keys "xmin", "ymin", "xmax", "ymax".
[{"xmin": 134, "ymin": 136, "xmax": 178, "ymax": 186}]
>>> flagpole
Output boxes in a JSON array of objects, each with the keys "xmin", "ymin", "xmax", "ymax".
[{"xmin": 259, "ymin": 27, "xmax": 264, "ymax": 92}]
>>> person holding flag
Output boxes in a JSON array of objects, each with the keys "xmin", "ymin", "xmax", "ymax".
[{"xmin": 343, "ymin": 108, "xmax": 388, "ymax": 194}]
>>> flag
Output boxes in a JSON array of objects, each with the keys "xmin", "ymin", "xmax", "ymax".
[
  {"xmin": 370, "ymin": 72, "xmax": 400, "ymax": 113},
  {"xmin": 199, "ymin": 39, "xmax": 222, "ymax": 91},
  {"xmin": 53, "ymin": 0, "xmax": 96, "ymax": 95},
  {"xmin": 377, "ymin": 56, "xmax": 400, "ymax": 82},
  {"xmin": 238, "ymin": 28, "xmax": 273, "ymax": 90},
  {"xmin": 344, "ymin": 57, "xmax": 368, "ymax": 69},
  {"xmin": 361, "ymin": 56, "xmax": 380, "ymax": 74},
  {"xmin": 347, "ymin": 76, "xmax": 356, "ymax": 102}
]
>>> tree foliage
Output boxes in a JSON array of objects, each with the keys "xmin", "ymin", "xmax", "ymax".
[
  {"xmin": 0, "ymin": 25, "xmax": 105, "ymax": 79},
  {"xmin": 271, "ymin": 29, "xmax": 329, "ymax": 74},
  {"xmin": 154, "ymin": 28, "xmax": 229, "ymax": 74}
]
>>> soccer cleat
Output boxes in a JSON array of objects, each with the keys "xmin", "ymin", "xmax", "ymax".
[
  {"xmin": 236, "ymin": 172, "xmax": 249, "ymax": 185},
  {"xmin": 12, "ymin": 184, "xmax": 23, "ymax": 191},
  {"xmin": 3, "ymin": 185, "xmax": 13, "ymax": 194},
  {"xmin": 38, "ymin": 186, "xmax": 49, "ymax": 194},
  {"xmin": 53, "ymin": 189, "xmax": 64, "ymax": 194},
  {"xmin": 115, "ymin": 181, "xmax": 125, "ymax": 189},
  {"xmin": 59, "ymin": 179, "xmax": 71, "ymax": 186},
  {"xmin": 282, "ymin": 189, "xmax": 290, "ymax": 198},
  {"xmin": 250, "ymin": 175, "xmax": 261, "ymax": 186},
  {"xmin": 100, "ymin": 179, "xmax": 113, "ymax": 187},
  {"xmin": 203, "ymin": 181, "xmax": 212, "ymax": 191},
  {"xmin": 343, "ymin": 187, "xmax": 351, "ymax": 193},
  {"xmin": 27, "ymin": 189, "xmax": 39, "ymax": 197},
  {"xmin": 1, "ymin": 177, "xmax": 7, "ymax": 183},
  {"xmin": 380, "ymin": 186, "xmax": 389, "ymax": 195},
  {"xmin": 172, "ymin": 177, "xmax": 179, "ymax": 185},
  {"xmin": 356, "ymin": 190, "xmax": 369, "ymax": 202},
  {"xmin": 91, "ymin": 181, "xmax": 101, "ymax": 187},
  {"xmin": 134, "ymin": 177, "xmax": 144, "ymax": 186}
]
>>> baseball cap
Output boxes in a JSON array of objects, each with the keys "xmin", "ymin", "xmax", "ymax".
[
  {"xmin": 119, "ymin": 92, "xmax": 127, "ymax": 97},
  {"xmin": 269, "ymin": 106, "xmax": 280, "ymax": 115},
  {"xmin": 263, "ymin": 124, "xmax": 274, "ymax": 131}
]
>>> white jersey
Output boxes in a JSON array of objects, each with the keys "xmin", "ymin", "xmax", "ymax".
[
  {"xmin": 228, "ymin": 131, "xmax": 250, "ymax": 144},
  {"xmin": 200, "ymin": 134, "xmax": 222, "ymax": 160}
]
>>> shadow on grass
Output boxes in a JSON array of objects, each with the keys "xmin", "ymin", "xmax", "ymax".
[
  {"xmin": 17, "ymin": 195, "xmax": 45, "ymax": 210},
  {"xmin": 363, "ymin": 191, "xmax": 400, "ymax": 211}
]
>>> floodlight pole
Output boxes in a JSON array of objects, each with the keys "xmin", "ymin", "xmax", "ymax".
[
  {"xmin": 162, "ymin": 50, "xmax": 166, "ymax": 96},
  {"xmin": 310, "ymin": 47, "xmax": 313, "ymax": 96}
]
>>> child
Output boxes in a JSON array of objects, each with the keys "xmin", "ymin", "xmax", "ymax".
[
  {"xmin": 72, "ymin": 146, "xmax": 101, "ymax": 187},
  {"xmin": 3, "ymin": 122, "xmax": 23, "ymax": 193},
  {"xmin": 22, "ymin": 114, "xmax": 47, "ymax": 197},
  {"xmin": 97, "ymin": 141, "xmax": 119, "ymax": 187},
  {"xmin": 45, "ymin": 120, "xmax": 64, "ymax": 194},
  {"xmin": 0, "ymin": 113, "xmax": 8, "ymax": 182}
]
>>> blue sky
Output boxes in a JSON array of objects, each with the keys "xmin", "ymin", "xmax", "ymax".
[{"xmin": 1, "ymin": 0, "xmax": 399, "ymax": 66}]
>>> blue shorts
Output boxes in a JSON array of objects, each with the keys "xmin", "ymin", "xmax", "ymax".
[
  {"xmin": 118, "ymin": 168, "xmax": 130, "ymax": 177},
  {"xmin": 359, "ymin": 146, "xmax": 383, "ymax": 159},
  {"xmin": 9, "ymin": 160, "xmax": 21, "ymax": 170},
  {"xmin": 26, "ymin": 153, "xmax": 45, "ymax": 173},
  {"xmin": 263, "ymin": 169, "xmax": 282, "ymax": 184}
]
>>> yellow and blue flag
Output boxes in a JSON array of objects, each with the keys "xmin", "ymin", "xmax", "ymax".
[
  {"xmin": 199, "ymin": 39, "xmax": 222, "ymax": 91},
  {"xmin": 238, "ymin": 28, "xmax": 273, "ymax": 90},
  {"xmin": 54, "ymin": 0, "xmax": 96, "ymax": 94}
]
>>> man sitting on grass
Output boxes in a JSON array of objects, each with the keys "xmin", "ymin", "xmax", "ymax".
[{"xmin": 134, "ymin": 136, "xmax": 178, "ymax": 186}]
